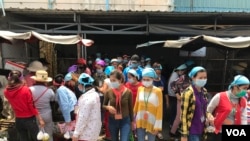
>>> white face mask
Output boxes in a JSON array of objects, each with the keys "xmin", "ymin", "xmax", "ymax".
[
  {"xmin": 128, "ymin": 78, "xmax": 135, "ymax": 84},
  {"xmin": 111, "ymin": 81, "xmax": 120, "ymax": 89},
  {"xmin": 142, "ymin": 80, "xmax": 153, "ymax": 87}
]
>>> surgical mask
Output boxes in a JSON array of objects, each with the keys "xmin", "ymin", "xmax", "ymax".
[
  {"xmin": 130, "ymin": 63, "xmax": 138, "ymax": 68},
  {"xmin": 236, "ymin": 89, "xmax": 247, "ymax": 98},
  {"xmin": 128, "ymin": 78, "xmax": 135, "ymax": 84},
  {"xmin": 88, "ymin": 60, "xmax": 92, "ymax": 65},
  {"xmin": 96, "ymin": 69, "xmax": 103, "ymax": 73},
  {"xmin": 123, "ymin": 60, "xmax": 128, "ymax": 63},
  {"xmin": 194, "ymin": 79, "xmax": 207, "ymax": 87},
  {"xmin": 117, "ymin": 59, "xmax": 122, "ymax": 63},
  {"xmin": 142, "ymin": 80, "xmax": 153, "ymax": 87},
  {"xmin": 111, "ymin": 81, "xmax": 120, "ymax": 89}
]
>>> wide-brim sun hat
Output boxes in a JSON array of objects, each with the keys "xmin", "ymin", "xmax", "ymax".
[
  {"xmin": 30, "ymin": 70, "xmax": 52, "ymax": 82},
  {"xmin": 27, "ymin": 60, "xmax": 47, "ymax": 72}
]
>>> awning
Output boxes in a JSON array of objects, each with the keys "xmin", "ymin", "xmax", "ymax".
[
  {"xmin": 0, "ymin": 30, "xmax": 94, "ymax": 46},
  {"xmin": 163, "ymin": 35, "xmax": 250, "ymax": 51}
]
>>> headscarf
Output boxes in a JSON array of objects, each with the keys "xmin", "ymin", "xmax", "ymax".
[
  {"xmin": 188, "ymin": 66, "xmax": 206, "ymax": 78},
  {"xmin": 142, "ymin": 68, "xmax": 157, "ymax": 79},
  {"xmin": 228, "ymin": 75, "xmax": 250, "ymax": 89}
]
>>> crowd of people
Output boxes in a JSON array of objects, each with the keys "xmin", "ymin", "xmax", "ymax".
[{"xmin": 0, "ymin": 53, "xmax": 250, "ymax": 141}]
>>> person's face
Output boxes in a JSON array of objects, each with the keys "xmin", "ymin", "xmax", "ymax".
[
  {"xmin": 112, "ymin": 62, "xmax": 118, "ymax": 68},
  {"xmin": 177, "ymin": 69, "xmax": 185, "ymax": 76},
  {"xmin": 192, "ymin": 71, "xmax": 207, "ymax": 81},
  {"xmin": 154, "ymin": 69, "xmax": 161, "ymax": 75},
  {"xmin": 109, "ymin": 75, "xmax": 122, "ymax": 84}
]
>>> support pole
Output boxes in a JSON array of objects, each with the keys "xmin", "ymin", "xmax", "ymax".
[
  {"xmin": 222, "ymin": 50, "xmax": 229, "ymax": 90},
  {"xmin": 0, "ymin": 0, "xmax": 6, "ymax": 16}
]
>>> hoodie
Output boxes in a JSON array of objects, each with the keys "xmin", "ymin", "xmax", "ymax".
[{"xmin": 4, "ymin": 84, "xmax": 38, "ymax": 118}]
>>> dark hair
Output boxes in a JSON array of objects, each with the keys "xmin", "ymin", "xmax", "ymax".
[
  {"xmin": 110, "ymin": 70, "xmax": 124, "ymax": 83},
  {"xmin": 130, "ymin": 54, "xmax": 140, "ymax": 62},
  {"xmin": 8, "ymin": 70, "xmax": 22, "ymax": 86},
  {"xmin": 54, "ymin": 74, "xmax": 64, "ymax": 84}
]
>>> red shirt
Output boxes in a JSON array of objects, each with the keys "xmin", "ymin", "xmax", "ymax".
[
  {"xmin": 125, "ymin": 82, "xmax": 142, "ymax": 107},
  {"xmin": 4, "ymin": 84, "xmax": 38, "ymax": 118}
]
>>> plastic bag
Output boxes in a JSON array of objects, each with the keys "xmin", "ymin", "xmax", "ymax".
[{"xmin": 36, "ymin": 128, "xmax": 50, "ymax": 141}]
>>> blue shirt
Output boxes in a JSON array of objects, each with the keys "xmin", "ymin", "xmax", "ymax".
[{"xmin": 56, "ymin": 85, "xmax": 77, "ymax": 122}]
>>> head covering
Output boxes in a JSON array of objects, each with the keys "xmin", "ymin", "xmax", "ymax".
[
  {"xmin": 111, "ymin": 58, "xmax": 118, "ymax": 63},
  {"xmin": 95, "ymin": 58, "xmax": 101, "ymax": 62},
  {"xmin": 30, "ymin": 70, "xmax": 52, "ymax": 82},
  {"xmin": 175, "ymin": 64, "xmax": 187, "ymax": 71},
  {"xmin": 188, "ymin": 66, "xmax": 206, "ymax": 78},
  {"xmin": 77, "ymin": 58, "xmax": 86, "ymax": 65},
  {"xmin": 96, "ymin": 60, "xmax": 105, "ymax": 67},
  {"xmin": 230, "ymin": 75, "xmax": 250, "ymax": 87},
  {"xmin": 68, "ymin": 65, "xmax": 78, "ymax": 73},
  {"xmin": 128, "ymin": 69, "xmax": 139, "ymax": 79},
  {"xmin": 185, "ymin": 60, "xmax": 195, "ymax": 67},
  {"xmin": 145, "ymin": 58, "xmax": 151, "ymax": 62},
  {"xmin": 142, "ymin": 68, "xmax": 157, "ymax": 79},
  {"xmin": 78, "ymin": 73, "xmax": 94, "ymax": 86},
  {"xmin": 64, "ymin": 72, "xmax": 72, "ymax": 82},
  {"xmin": 27, "ymin": 60, "xmax": 47, "ymax": 72}
]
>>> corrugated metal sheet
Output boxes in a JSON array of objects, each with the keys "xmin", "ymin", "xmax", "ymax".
[
  {"xmin": 175, "ymin": 0, "xmax": 250, "ymax": 12},
  {"xmin": 3, "ymin": 0, "xmax": 174, "ymax": 12}
]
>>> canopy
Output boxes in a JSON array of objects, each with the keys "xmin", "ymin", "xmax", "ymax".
[
  {"xmin": 163, "ymin": 35, "xmax": 250, "ymax": 51},
  {"xmin": 0, "ymin": 30, "xmax": 94, "ymax": 46},
  {"xmin": 136, "ymin": 35, "xmax": 250, "ymax": 51}
]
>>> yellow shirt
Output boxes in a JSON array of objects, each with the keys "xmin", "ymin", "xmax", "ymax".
[{"xmin": 133, "ymin": 86, "xmax": 163, "ymax": 133}]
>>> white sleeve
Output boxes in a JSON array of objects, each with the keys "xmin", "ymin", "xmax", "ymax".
[
  {"xmin": 207, "ymin": 93, "xmax": 220, "ymax": 114},
  {"xmin": 73, "ymin": 96, "xmax": 92, "ymax": 137}
]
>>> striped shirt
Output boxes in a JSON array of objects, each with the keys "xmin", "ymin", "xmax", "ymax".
[
  {"xmin": 133, "ymin": 86, "xmax": 163, "ymax": 133},
  {"xmin": 247, "ymin": 100, "xmax": 250, "ymax": 124}
]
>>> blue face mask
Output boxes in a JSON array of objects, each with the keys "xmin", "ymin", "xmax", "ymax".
[
  {"xmin": 111, "ymin": 81, "xmax": 120, "ymax": 89},
  {"xmin": 130, "ymin": 63, "xmax": 138, "ymax": 68},
  {"xmin": 194, "ymin": 79, "xmax": 207, "ymax": 87}
]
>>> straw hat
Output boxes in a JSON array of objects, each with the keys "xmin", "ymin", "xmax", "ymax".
[
  {"xmin": 27, "ymin": 61, "xmax": 47, "ymax": 72},
  {"xmin": 232, "ymin": 62, "xmax": 248, "ymax": 71},
  {"xmin": 31, "ymin": 70, "xmax": 52, "ymax": 82}
]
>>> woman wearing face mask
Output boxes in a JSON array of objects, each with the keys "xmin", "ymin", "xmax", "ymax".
[
  {"xmin": 133, "ymin": 68, "xmax": 163, "ymax": 141},
  {"xmin": 103, "ymin": 70, "xmax": 133, "ymax": 141},
  {"xmin": 180, "ymin": 66, "xmax": 209, "ymax": 141},
  {"xmin": 125, "ymin": 69, "xmax": 142, "ymax": 107},
  {"xmin": 206, "ymin": 75, "xmax": 249, "ymax": 141},
  {"xmin": 72, "ymin": 73, "xmax": 102, "ymax": 141}
]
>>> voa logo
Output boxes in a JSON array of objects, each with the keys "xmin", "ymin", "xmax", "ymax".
[{"xmin": 226, "ymin": 129, "xmax": 246, "ymax": 136}]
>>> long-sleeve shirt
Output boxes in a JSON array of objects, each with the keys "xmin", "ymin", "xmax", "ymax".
[
  {"xmin": 180, "ymin": 85, "xmax": 208, "ymax": 136},
  {"xmin": 73, "ymin": 88, "xmax": 102, "ymax": 141},
  {"xmin": 56, "ymin": 85, "xmax": 77, "ymax": 122},
  {"xmin": 103, "ymin": 86, "xmax": 133, "ymax": 121},
  {"xmin": 4, "ymin": 84, "xmax": 38, "ymax": 118},
  {"xmin": 133, "ymin": 86, "xmax": 163, "ymax": 133},
  {"xmin": 207, "ymin": 91, "xmax": 247, "ymax": 133},
  {"xmin": 167, "ymin": 72, "xmax": 178, "ymax": 97}
]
